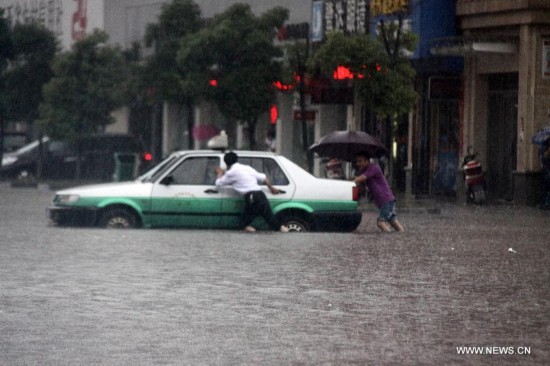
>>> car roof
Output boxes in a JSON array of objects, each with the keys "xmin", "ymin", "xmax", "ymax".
[{"xmin": 171, "ymin": 150, "xmax": 280, "ymax": 158}]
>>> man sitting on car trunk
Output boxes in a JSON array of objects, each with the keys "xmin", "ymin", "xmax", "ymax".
[{"xmin": 215, "ymin": 152, "xmax": 289, "ymax": 233}]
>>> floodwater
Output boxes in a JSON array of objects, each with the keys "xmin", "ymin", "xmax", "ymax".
[{"xmin": 1, "ymin": 183, "xmax": 549, "ymax": 365}]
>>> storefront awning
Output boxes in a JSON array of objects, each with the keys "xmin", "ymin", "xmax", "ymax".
[{"xmin": 430, "ymin": 36, "xmax": 518, "ymax": 56}]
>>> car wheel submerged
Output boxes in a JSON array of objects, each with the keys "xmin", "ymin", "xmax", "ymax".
[
  {"xmin": 99, "ymin": 208, "xmax": 138, "ymax": 229},
  {"xmin": 280, "ymin": 216, "xmax": 310, "ymax": 232}
]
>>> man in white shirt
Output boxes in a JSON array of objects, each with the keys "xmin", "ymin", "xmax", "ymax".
[{"xmin": 215, "ymin": 152, "xmax": 289, "ymax": 233}]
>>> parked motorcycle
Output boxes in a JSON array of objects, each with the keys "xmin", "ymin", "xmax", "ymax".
[{"xmin": 461, "ymin": 147, "xmax": 487, "ymax": 204}]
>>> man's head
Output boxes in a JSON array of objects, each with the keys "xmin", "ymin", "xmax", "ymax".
[
  {"xmin": 224, "ymin": 151, "xmax": 238, "ymax": 169},
  {"xmin": 354, "ymin": 152, "xmax": 371, "ymax": 170}
]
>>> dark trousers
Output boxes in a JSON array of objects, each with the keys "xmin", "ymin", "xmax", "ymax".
[{"xmin": 241, "ymin": 191, "xmax": 280, "ymax": 230}]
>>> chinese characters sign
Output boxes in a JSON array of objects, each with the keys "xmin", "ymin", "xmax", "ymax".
[
  {"xmin": 370, "ymin": 0, "xmax": 409, "ymax": 17},
  {"xmin": 317, "ymin": 0, "xmax": 369, "ymax": 41}
]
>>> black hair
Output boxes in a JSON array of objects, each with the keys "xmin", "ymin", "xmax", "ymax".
[
  {"xmin": 354, "ymin": 151, "xmax": 371, "ymax": 160},
  {"xmin": 224, "ymin": 151, "xmax": 238, "ymax": 168}
]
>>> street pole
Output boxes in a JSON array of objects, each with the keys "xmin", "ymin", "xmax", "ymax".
[{"xmin": 299, "ymin": 23, "xmax": 313, "ymax": 173}]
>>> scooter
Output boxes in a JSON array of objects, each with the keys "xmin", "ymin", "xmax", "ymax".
[{"xmin": 461, "ymin": 147, "xmax": 487, "ymax": 204}]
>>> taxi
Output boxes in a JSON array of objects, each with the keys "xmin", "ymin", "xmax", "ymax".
[{"xmin": 47, "ymin": 150, "xmax": 362, "ymax": 232}]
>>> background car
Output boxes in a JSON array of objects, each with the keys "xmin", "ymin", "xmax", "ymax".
[
  {"xmin": 48, "ymin": 150, "xmax": 362, "ymax": 232},
  {"xmin": 1, "ymin": 134, "xmax": 152, "ymax": 180}
]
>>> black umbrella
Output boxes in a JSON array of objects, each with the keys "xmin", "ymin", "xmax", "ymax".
[{"xmin": 309, "ymin": 130, "xmax": 388, "ymax": 162}]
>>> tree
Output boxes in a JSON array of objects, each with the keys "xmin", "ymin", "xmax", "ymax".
[
  {"xmin": 39, "ymin": 30, "xmax": 129, "ymax": 178},
  {"xmin": 142, "ymin": 0, "xmax": 203, "ymax": 155},
  {"xmin": 144, "ymin": 0, "xmax": 202, "ymax": 102},
  {"xmin": 284, "ymin": 39, "xmax": 313, "ymax": 171},
  {"xmin": 3, "ymin": 23, "xmax": 58, "ymax": 130},
  {"xmin": 1, "ymin": 22, "xmax": 58, "ymax": 178},
  {"xmin": 311, "ymin": 31, "xmax": 417, "ymax": 118},
  {"xmin": 177, "ymin": 3, "xmax": 288, "ymax": 150},
  {"xmin": 0, "ymin": 9, "xmax": 14, "ymax": 167},
  {"xmin": 39, "ymin": 30, "xmax": 128, "ymax": 139}
]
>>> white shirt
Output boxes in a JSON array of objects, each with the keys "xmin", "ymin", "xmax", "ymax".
[{"xmin": 215, "ymin": 162, "xmax": 266, "ymax": 194}]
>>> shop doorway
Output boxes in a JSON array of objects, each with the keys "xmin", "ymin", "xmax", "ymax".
[
  {"xmin": 432, "ymin": 101, "xmax": 460, "ymax": 196},
  {"xmin": 486, "ymin": 73, "xmax": 518, "ymax": 201}
]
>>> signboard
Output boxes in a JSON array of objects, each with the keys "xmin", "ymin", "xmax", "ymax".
[
  {"xmin": 543, "ymin": 39, "xmax": 550, "ymax": 79},
  {"xmin": 311, "ymin": 1, "xmax": 324, "ymax": 42},
  {"xmin": 370, "ymin": 0, "xmax": 409, "ymax": 17},
  {"xmin": 312, "ymin": 0, "xmax": 368, "ymax": 42}
]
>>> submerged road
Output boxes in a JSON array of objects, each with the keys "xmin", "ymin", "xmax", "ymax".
[{"xmin": 0, "ymin": 182, "xmax": 549, "ymax": 365}]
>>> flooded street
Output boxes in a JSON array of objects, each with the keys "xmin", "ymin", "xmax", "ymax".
[{"xmin": 1, "ymin": 183, "xmax": 549, "ymax": 365}]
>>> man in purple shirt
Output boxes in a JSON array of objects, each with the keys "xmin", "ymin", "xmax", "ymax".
[{"xmin": 353, "ymin": 152, "xmax": 404, "ymax": 232}]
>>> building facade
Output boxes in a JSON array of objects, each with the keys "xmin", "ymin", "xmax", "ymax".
[{"xmin": 432, "ymin": 0, "xmax": 550, "ymax": 204}]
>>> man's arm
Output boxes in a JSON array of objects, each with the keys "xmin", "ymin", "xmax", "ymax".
[
  {"xmin": 264, "ymin": 176, "xmax": 281, "ymax": 194},
  {"xmin": 215, "ymin": 166, "xmax": 230, "ymax": 186},
  {"xmin": 353, "ymin": 175, "xmax": 367, "ymax": 184}
]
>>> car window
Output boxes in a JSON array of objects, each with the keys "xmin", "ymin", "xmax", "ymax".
[
  {"xmin": 170, "ymin": 157, "xmax": 219, "ymax": 185},
  {"xmin": 48, "ymin": 141, "xmax": 74, "ymax": 156},
  {"xmin": 238, "ymin": 157, "xmax": 289, "ymax": 186},
  {"xmin": 142, "ymin": 155, "xmax": 180, "ymax": 182}
]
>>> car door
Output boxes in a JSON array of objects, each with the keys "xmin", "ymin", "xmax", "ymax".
[
  {"xmin": 219, "ymin": 156, "xmax": 295, "ymax": 229},
  {"xmin": 149, "ymin": 155, "xmax": 223, "ymax": 228}
]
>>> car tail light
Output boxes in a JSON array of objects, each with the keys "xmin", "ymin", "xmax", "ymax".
[
  {"xmin": 352, "ymin": 186, "xmax": 359, "ymax": 201},
  {"xmin": 143, "ymin": 152, "xmax": 153, "ymax": 162}
]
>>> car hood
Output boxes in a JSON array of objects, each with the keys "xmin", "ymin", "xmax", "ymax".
[{"xmin": 56, "ymin": 181, "xmax": 152, "ymax": 197}]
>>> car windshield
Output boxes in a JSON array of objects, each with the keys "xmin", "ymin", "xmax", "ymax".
[
  {"xmin": 14, "ymin": 137, "xmax": 50, "ymax": 154},
  {"xmin": 138, "ymin": 154, "xmax": 181, "ymax": 183}
]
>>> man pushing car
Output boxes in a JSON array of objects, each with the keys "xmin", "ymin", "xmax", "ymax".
[{"xmin": 215, "ymin": 151, "xmax": 289, "ymax": 233}]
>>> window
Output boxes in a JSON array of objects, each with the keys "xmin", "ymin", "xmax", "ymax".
[
  {"xmin": 170, "ymin": 157, "xmax": 219, "ymax": 185},
  {"xmin": 238, "ymin": 157, "xmax": 289, "ymax": 185}
]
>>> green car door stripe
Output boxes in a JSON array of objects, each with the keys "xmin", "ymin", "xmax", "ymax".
[{"xmin": 143, "ymin": 210, "xmax": 240, "ymax": 217}]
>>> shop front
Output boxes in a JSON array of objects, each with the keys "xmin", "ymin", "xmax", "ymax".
[{"xmin": 445, "ymin": 0, "xmax": 550, "ymax": 205}]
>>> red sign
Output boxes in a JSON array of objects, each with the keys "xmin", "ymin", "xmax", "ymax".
[
  {"xmin": 293, "ymin": 110, "xmax": 316, "ymax": 121},
  {"xmin": 72, "ymin": 0, "xmax": 88, "ymax": 41}
]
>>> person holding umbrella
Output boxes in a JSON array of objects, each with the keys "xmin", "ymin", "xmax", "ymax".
[{"xmin": 353, "ymin": 151, "xmax": 404, "ymax": 233}]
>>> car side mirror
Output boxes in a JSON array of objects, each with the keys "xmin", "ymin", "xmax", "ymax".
[{"xmin": 160, "ymin": 176, "xmax": 174, "ymax": 185}]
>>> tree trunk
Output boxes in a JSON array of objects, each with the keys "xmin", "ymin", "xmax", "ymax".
[
  {"xmin": 151, "ymin": 102, "xmax": 163, "ymax": 164},
  {"xmin": 186, "ymin": 102, "xmax": 194, "ymax": 149},
  {"xmin": 248, "ymin": 118, "xmax": 257, "ymax": 151},
  {"xmin": 0, "ymin": 118, "xmax": 4, "ymax": 172}
]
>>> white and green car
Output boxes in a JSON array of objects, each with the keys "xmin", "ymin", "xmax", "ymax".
[{"xmin": 48, "ymin": 150, "xmax": 362, "ymax": 232}]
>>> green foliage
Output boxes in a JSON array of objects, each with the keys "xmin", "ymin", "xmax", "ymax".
[
  {"xmin": 311, "ymin": 31, "xmax": 417, "ymax": 117},
  {"xmin": 0, "ymin": 9, "xmax": 14, "ymax": 118},
  {"xmin": 0, "ymin": 10, "xmax": 13, "ymax": 65},
  {"xmin": 39, "ymin": 30, "xmax": 129, "ymax": 140},
  {"xmin": 177, "ymin": 3, "xmax": 288, "ymax": 148},
  {"xmin": 143, "ymin": 0, "xmax": 203, "ymax": 103},
  {"xmin": 2, "ymin": 22, "xmax": 58, "ymax": 122}
]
